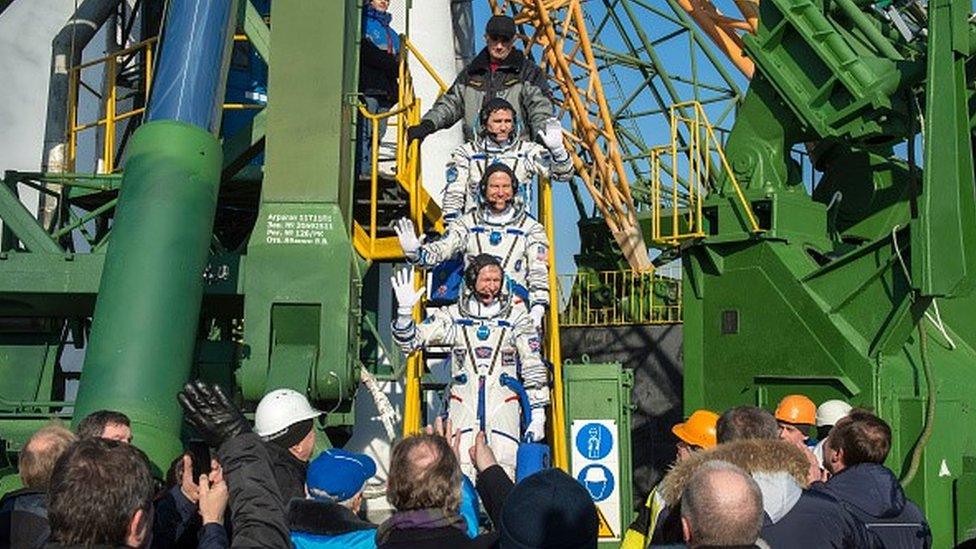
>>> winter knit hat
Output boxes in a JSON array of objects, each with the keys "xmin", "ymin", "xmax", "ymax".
[{"xmin": 498, "ymin": 468, "xmax": 598, "ymax": 548}]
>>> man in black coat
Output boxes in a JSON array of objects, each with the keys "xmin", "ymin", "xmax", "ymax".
[
  {"xmin": 406, "ymin": 15, "xmax": 554, "ymax": 143},
  {"xmin": 815, "ymin": 411, "xmax": 931, "ymax": 548},
  {"xmin": 179, "ymin": 381, "xmax": 292, "ymax": 549},
  {"xmin": 252, "ymin": 388, "xmax": 324, "ymax": 504},
  {"xmin": 0, "ymin": 425, "xmax": 76, "ymax": 548}
]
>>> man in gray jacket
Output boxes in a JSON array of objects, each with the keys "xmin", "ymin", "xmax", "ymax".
[{"xmin": 406, "ymin": 15, "xmax": 554, "ymax": 143}]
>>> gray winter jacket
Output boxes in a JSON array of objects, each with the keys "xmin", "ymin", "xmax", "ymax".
[{"xmin": 421, "ymin": 48, "xmax": 553, "ymax": 141}]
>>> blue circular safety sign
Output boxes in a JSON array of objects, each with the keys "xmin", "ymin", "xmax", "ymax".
[
  {"xmin": 575, "ymin": 422, "xmax": 613, "ymax": 461},
  {"xmin": 578, "ymin": 464, "xmax": 615, "ymax": 502}
]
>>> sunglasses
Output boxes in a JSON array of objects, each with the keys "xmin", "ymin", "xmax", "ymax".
[{"xmin": 488, "ymin": 33, "xmax": 514, "ymax": 43}]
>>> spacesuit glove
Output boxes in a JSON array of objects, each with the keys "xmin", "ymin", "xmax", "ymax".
[
  {"xmin": 529, "ymin": 304, "xmax": 546, "ymax": 329},
  {"xmin": 538, "ymin": 117, "xmax": 567, "ymax": 159},
  {"xmin": 177, "ymin": 381, "xmax": 250, "ymax": 449},
  {"xmin": 394, "ymin": 217, "xmax": 424, "ymax": 259},
  {"xmin": 525, "ymin": 408, "xmax": 547, "ymax": 442},
  {"xmin": 391, "ymin": 266, "xmax": 425, "ymax": 317}
]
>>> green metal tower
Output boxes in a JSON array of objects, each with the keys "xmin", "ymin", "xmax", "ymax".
[{"xmin": 659, "ymin": 0, "xmax": 976, "ymax": 543}]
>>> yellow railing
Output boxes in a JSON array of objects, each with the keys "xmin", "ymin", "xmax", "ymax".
[
  {"xmin": 559, "ymin": 269, "xmax": 683, "ymax": 326},
  {"xmin": 539, "ymin": 177, "xmax": 569, "ymax": 470},
  {"xmin": 352, "ymin": 36, "xmax": 445, "ymax": 261},
  {"xmin": 68, "ymin": 38, "xmax": 157, "ymax": 173},
  {"xmin": 67, "ymin": 37, "xmax": 264, "ymax": 174},
  {"xmin": 651, "ymin": 100, "xmax": 761, "ymax": 245},
  {"xmin": 390, "ymin": 37, "xmax": 450, "ymax": 437}
]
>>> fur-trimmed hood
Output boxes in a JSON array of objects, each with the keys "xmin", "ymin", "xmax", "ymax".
[
  {"xmin": 287, "ymin": 498, "xmax": 375, "ymax": 536},
  {"xmin": 658, "ymin": 438, "xmax": 811, "ymax": 506}
]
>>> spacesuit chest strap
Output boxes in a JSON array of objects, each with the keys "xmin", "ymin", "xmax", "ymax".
[{"xmin": 460, "ymin": 324, "xmax": 508, "ymax": 377}]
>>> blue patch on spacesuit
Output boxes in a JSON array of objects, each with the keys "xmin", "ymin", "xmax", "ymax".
[
  {"xmin": 476, "ymin": 325, "xmax": 491, "ymax": 341},
  {"xmin": 489, "ymin": 231, "xmax": 502, "ymax": 246},
  {"xmin": 507, "ymin": 279, "xmax": 529, "ymax": 302},
  {"xmin": 428, "ymin": 256, "xmax": 464, "ymax": 305},
  {"xmin": 475, "ymin": 346, "xmax": 493, "ymax": 359},
  {"xmin": 446, "ymin": 165, "xmax": 458, "ymax": 183},
  {"xmin": 514, "ymin": 259, "xmax": 523, "ymax": 272}
]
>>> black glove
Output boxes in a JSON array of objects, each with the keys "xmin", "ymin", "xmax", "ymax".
[
  {"xmin": 406, "ymin": 120, "xmax": 436, "ymax": 144},
  {"xmin": 178, "ymin": 381, "xmax": 250, "ymax": 448}
]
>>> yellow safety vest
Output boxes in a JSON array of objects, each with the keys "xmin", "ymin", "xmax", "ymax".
[{"xmin": 620, "ymin": 486, "xmax": 667, "ymax": 549}]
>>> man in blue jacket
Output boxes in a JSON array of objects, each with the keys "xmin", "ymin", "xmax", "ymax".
[
  {"xmin": 287, "ymin": 448, "xmax": 378, "ymax": 548},
  {"xmin": 815, "ymin": 411, "xmax": 931, "ymax": 548}
]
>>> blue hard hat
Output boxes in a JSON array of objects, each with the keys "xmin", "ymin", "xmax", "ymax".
[{"xmin": 307, "ymin": 448, "xmax": 377, "ymax": 502}]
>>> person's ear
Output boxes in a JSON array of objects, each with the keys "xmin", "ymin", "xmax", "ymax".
[
  {"xmin": 126, "ymin": 508, "xmax": 150, "ymax": 548},
  {"xmin": 681, "ymin": 516, "xmax": 692, "ymax": 543}
]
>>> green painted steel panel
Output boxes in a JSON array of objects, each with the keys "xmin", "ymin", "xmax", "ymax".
[
  {"xmin": 238, "ymin": 0, "xmax": 361, "ymax": 411},
  {"xmin": 564, "ymin": 362, "xmax": 634, "ymax": 546}
]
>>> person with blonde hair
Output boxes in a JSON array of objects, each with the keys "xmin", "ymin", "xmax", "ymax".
[{"xmin": 0, "ymin": 424, "xmax": 76, "ymax": 548}]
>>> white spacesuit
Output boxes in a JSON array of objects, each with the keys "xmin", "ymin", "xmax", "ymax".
[
  {"xmin": 396, "ymin": 163, "xmax": 551, "ymax": 327},
  {"xmin": 391, "ymin": 256, "xmax": 549, "ymax": 480},
  {"xmin": 442, "ymin": 97, "xmax": 573, "ymax": 222}
]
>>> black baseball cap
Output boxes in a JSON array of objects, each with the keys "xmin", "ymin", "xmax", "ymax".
[{"xmin": 485, "ymin": 15, "xmax": 516, "ymax": 40}]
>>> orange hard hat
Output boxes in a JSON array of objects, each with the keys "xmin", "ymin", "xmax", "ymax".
[
  {"xmin": 775, "ymin": 394, "xmax": 816, "ymax": 425},
  {"xmin": 672, "ymin": 409, "xmax": 719, "ymax": 449}
]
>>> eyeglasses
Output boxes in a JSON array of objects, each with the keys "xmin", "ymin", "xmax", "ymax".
[{"xmin": 488, "ymin": 33, "xmax": 514, "ymax": 43}]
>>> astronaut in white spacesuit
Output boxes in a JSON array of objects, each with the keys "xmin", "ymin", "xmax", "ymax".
[
  {"xmin": 441, "ymin": 97, "xmax": 573, "ymax": 223},
  {"xmin": 395, "ymin": 163, "xmax": 551, "ymax": 328},
  {"xmin": 391, "ymin": 254, "xmax": 549, "ymax": 480}
]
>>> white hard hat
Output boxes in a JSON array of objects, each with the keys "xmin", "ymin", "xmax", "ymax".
[
  {"xmin": 254, "ymin": 388, "xmax": 323, "ymax": 439},
  {"xmin": 816, "ymin": 399, "xmax": 853, "ymax": 427}
]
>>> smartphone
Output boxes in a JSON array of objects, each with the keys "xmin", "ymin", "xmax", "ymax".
[{"xmin": 187, "ymin": 440, "xmax": 212, "ymax": 480}]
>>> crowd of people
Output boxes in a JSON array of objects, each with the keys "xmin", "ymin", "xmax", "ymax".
[
  {"xmin": 0, "ymin": 385, "xmax": 938, "ymax": 549},
  {"xmin": 623, "ymin": 395, "xmax": 932, "ymax": 548}
]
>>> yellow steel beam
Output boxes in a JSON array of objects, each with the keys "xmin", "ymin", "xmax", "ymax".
[
  {"xmin": 495, "ymin": 0, "xmax": 653, "ymax": 271},
  {"xmin": 539, "ymin": 177, "xmax": 569, "ymax": 470}
]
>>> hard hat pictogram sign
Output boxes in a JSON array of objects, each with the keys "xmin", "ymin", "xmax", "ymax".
[
  {"xmin": 578, "ymin": 464, "xmax": 615, "ymax": 502},
  {"xmin": 571, "ymin": 420, "xmax": 620, "ymax": 541}
]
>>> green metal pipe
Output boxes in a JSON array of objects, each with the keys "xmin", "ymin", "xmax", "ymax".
[
  {"xmin": 830, "ymin": 0, "xmax": 904, "ymax": 61},
  {"xmin": 72, "ymin": 121, "xmax": 222, "ymax": 466}
]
